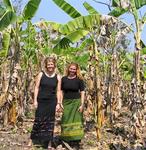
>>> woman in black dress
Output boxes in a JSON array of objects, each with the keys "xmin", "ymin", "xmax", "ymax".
[
  {"xmin": 28, "ymin": 57, "xmax": 61, "ymax": 149},
  {"xmin": 59, "ymin": 63, "xmax": 85, "ymax": 148}
]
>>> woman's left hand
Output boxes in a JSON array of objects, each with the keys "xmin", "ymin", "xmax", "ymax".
[
  {"xmin": 78, "ymin": 104, "xmax": 84, "ymax": 113},
  {"xmin": 56, "ymin": 103, "xmax": 64, "ymax": 112}
]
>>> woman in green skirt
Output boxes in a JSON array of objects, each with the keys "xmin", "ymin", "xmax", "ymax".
[{"xmin": 58, "ymin": 62, "xmax": 85, "ymax": 148}]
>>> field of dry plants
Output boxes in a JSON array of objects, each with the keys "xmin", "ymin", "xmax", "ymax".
[{"xmin": 0, "ymin": 106, "xmax": 145, "ymax": 150}]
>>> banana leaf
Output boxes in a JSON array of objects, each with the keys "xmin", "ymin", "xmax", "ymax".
[
  {"xmin": 0, "ymin": 32, "xmax": 10, "ymax": 57},
  {"xmin": 22, "ymin": 0, "xmax": 41, "ymax": 20},
  {"xmin": 53, "ymin": 29, "xmax": 89, "ymax": 49},
  {"xmin": 109, "ymin": 7, "xmax": 128, "ymax": 17},
  {"xmin": 0, "ymin": 10, "xmax": 17, "ymax": 31},
  {"xmin": 83, "ymin": 2, "xmax": 100, "ymax": 15},
  {"xmin": 52, "ymin": 0, "xmax": 81, "ymax": 18},
  {"xmin": 141, "ymin": 47, "xmax": 146, "ymax": 54},
  {"xmin": 35, "ymin": 21, "xmax": 61, "ymax": 31},
  {"xmin": 3, "ymin": 0, "xmax": 14, "ymax": 11},
  {"xmin": 0, "ymin": 6, "xmax": 5, "ymax": 18},
  {"xmin": 59, "ymin": 14, "xmax": 101, "ymax": 34}
]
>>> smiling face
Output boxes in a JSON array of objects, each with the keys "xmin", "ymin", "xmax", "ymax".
[
  {"xmin": 44, "ymin": 57, "xmax": 56, "ymax": 73},
  {"xmin": 46, "ymin": 61, "xmax": 55, "ymax": 72},
  {"xmin": 68, "ymin": 64, "xmax": 77, "ymax": 76}
]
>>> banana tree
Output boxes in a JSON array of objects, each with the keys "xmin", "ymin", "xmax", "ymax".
[
  {"xmin": 35, "ymin": 20, "xmax": 91, "ymax": 73},
  {"xmin": 0, "ymin": 0, "xmax": 41, "ymax": 126},
  {"xmin": 111, "ymin": 0, "xmax": 146, "ymax": 139}
]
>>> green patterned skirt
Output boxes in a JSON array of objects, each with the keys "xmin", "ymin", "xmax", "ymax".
[{"xmin": 60, "ymin": 99, "xmax": 84, "ymax": 141}]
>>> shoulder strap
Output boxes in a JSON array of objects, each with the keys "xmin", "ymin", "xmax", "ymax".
[{"xmin": 41, "ymin": 70, "xmax": 44, "ymax": 74}]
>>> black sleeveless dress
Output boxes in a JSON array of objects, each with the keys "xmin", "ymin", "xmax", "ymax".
[{"xmin": 30, "ymin": 72, "xmax": 58, "ymax": 144}]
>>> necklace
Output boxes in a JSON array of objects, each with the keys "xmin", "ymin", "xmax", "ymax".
[{"xmin": 44, "ymin": 72, "xmax": 55, "ymax": 78}]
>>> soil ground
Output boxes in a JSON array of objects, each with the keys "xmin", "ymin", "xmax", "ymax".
[{"xmin": 0, "ymin": 107, "xmax": 146, "ymax": 150}]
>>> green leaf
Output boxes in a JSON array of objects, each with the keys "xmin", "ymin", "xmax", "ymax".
[
  {"xmin": 31, "ymin": 53, "xmax": 38, "ymax": 64},
  {"xmin": 0, "ymin": 10, "xmax": 17, "ymax": 31},
  {"xmin": 35, "ymin": 21, "xmax": 61, "ymax": 31},
  {"xmin": 143, "ymin": 15, "xmax": 146, "ymax": 24},
  {"xmin": 53, "ymin": 37, "xmax": 72, "ymax": 50},
  {"xmin": 2, "ymin": 32, "xmax": 10, "ymax": 55},
  {"xmin": 141, "ymin": 47, "xmax": 146, "ymax": 54},
  {"xmin": 79, "ymin": 38, "xmax": 93, "ymax": 49},
  {"xmin": 73, "ymin": 53, "xmax": 89, "ymax": 68},
  {"xmin": 83, "ymin": 2, "xmax": 100, "ymax": 15},
  {"xmin": 41, "ymin": 47, "xmax": 53, "ymax": 55},
  {"xmin": 0, "ymin": 32, "xmax": 10, "ymax": 57},
  {"xmin": 59, "ymin": 14, "xmax": 101, "ymax": 34},
  {"xmin": 0, "ymin": 50, "xmax": 7, "ymax": 57},
  {"xmin": 144, "ymin": 70, "xmax": 146, "ymax": 79},
  {"xmin": 59, "ymin": 17, "xmax": 83, "ymax": 34},
  {"xmin": 53, "ymin": 30, "xmax": 90, "ymax": 52},
  {"xmin": 140, "ymin": 40, "xmax": 146, "ymax": 54},
  {"xmin": 3, "ymin": 0, "xmax": 14, "ymax": 11},
  {"xmin": 52, "ymin": 0, "xmax": 81, "ymax": 18},
  {"xmin": 0, "ymin": 6, "xmax": 6, "ymax": 18},
  {"xmin": 109, "ymin": 7, "xmax": 128, "ymax": 17},
  {"xmin": 140, "ymin": 39, "xmax": 146, "ymax": 48},
  {"xmin": 22, "ymin": 0, "xmax": 41, "ymax": 20},
  {"xmin": 67, "ymin": 30, "xmax": 89, "ymax": 42},
  {"xmin": 53, "ymin": 29, "xmax": 89, "ymax": 49},
  {"xmin": 112, "ymin": 0, "xmax": 120, "ymax": 7},
  {"xmin": 134, "ymin": 0, "xmax": 146, "ymax": 9}
]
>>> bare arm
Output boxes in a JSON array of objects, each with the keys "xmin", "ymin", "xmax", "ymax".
[
  {"xmin": 57, "ymin": 74, "xmax": 62, "ymax": 104},
  {"xmin": 80, "ymin": 91, "xmax": 85, "ymax": 106},
  {"xmin": 78, "ymin": 91, "xmax": 85, "ymax": 113},
  {"xmin": 34, "ymin": 72, "xmax": 43, "ymax": 108},
  {"xmin": 56, "ymin": 75, "xmax": 64, "ymax": 111}
]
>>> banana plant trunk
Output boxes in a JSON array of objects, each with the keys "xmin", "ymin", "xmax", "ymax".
[
  {"xmin": 130, "ymin": 9, "xmax": 145, "ymax": 138},
  {"xmin": 109, "ymin": 53, "xmax": 122, "ymax": 124},
  {"xmin": 93, "ymin": 39, "xmax": 103, "ymax": 140},
  {"xmin": 3, "ymin": 28, "xmax": 21, "ymax": 126}
]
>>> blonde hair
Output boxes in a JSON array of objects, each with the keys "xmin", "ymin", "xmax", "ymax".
[
  {"xmin": 66, "ymin": 63, "xmax": 83, "ymax": 80},
  {"xmin": 44, "ymin": 57, "xmax": 56, "ymax": 70}
]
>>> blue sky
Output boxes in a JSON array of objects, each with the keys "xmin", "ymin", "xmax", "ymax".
[{"xmin": 27, "ymin": 0, "xmax": 146, "ymax": 47}]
